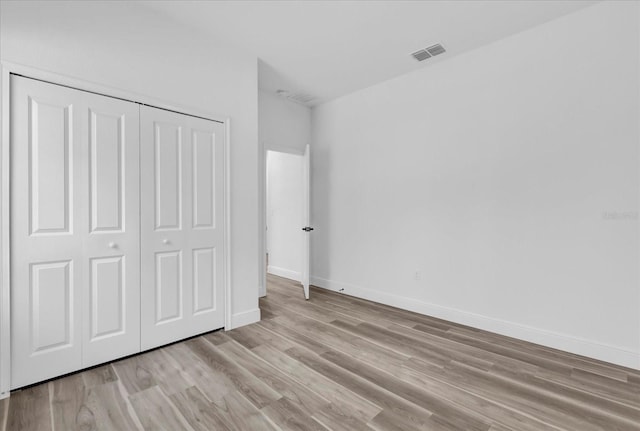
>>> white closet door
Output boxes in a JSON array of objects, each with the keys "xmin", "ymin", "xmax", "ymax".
[
  {"xmin": 10, "ymin": 76, "xmax": 140, "ymax": 388},
  {"xmin": 10, "ymin": 77, "xmax": 85, "ymax": 388},
  {"xmin": 140, "ymin": 106, "xmax": 225, "ymax": 350},
  {"xmin": 82, "ymin": 92, "xmax": 140, "ymax": 367}
]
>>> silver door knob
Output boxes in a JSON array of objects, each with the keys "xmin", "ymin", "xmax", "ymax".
[
  {"xmin": 162, "ymin": 239, "xmax": 170, "ymax": 245},
  {"xmin": 108, "ymin": 242, "xmax": 117, "ymax": 248}
]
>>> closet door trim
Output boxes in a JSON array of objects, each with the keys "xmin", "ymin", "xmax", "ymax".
[{"xmin": 0, "ymin": 61, "xmax": 232, "ymax": 399}]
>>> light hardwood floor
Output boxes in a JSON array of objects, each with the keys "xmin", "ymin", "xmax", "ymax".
[{"xmin": 1, "ymin": 274, "xmax": 639, "ymax": 430}]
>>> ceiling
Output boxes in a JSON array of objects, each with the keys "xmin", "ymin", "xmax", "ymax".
[{"xmin": 142, "ymin": 0, "xmax": 598, "ymax": 106}]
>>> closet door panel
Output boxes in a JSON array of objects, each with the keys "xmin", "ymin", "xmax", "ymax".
[
  {"xmin": 10, "ymin": 77, "xmax": 85, "ymax": 389},
  {"xmin": 83, "ymin": 94, "xmax": 140, "ymax": 368},
  {"xmin": 11, "ymin": 76, "xmax": 141, "ymax": 388},
  {"xmin": 187, "ymin": 118, "xmax": 225, "ymax": 331},
  {"xmin": 141, "ymin": 106, "xmax": 224, "ymax": 350},
  {"xmin": 141, "ymin": 108, "xmax": 188, "ymax": 349}
]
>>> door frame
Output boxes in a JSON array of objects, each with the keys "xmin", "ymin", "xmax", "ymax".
[
  {"xmin": 0, "ymin": 61, "xmax": 233, "ymax": 398},
  {"xmin": 259, "ymin": 144, "xmax": 306, "ymax": 298}
]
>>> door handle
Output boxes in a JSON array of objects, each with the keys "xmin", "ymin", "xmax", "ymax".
[
  {"xmin": 162, "ymin": 239, "xmax": 170, "ymax": 245},
  {"xmin": 302, "ymin": 227, "xmax": 314, "ymax": 232},
  {"xmin": 108, "ymin": 242, "xmax": 117, "ymax": 249}
]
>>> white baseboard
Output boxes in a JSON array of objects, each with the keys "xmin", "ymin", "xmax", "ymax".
[
  {"xmin": 310, "ymin": 276, "xmax": 640, "ymax": 370},
  {"xmin": 228, "ymin": 308, "xmax": 261, "ymax": 330},
  {"xmin": 267, "ymin": 265, "xmax": 301, "ymax": 282}
]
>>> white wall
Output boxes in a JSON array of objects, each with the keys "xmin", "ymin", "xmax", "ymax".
[
  {"xmin": 259, "ymin": 90, "xmax": 311, "ymax": 153},
  {"xmin": 311, "ymin": 1, "xmax": 640, "ymax": 368},
  {"xmin": 266, "ymin": 151, "xmax": 304, "ymax": 281},
  {"xmin": 0, "ymin": 1, "xmax": 261, "ymax": 326}
]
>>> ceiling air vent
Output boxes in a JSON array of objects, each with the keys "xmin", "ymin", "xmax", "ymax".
[
  {"xmin": 412, "ymin": 49, "xmax": 431, "ymax": 62},
  {"xmin": 411, "ymin": 43, "xmax": 446, "ymax": 62},
  {"xmin": 426, "ymin": 44, "xmax": 446, "ymax": 56}
]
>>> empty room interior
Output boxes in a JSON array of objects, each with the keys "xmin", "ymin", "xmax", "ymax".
[{"xmin": 0, "ymin": 0, "xmax": 639, "ymax": 430}]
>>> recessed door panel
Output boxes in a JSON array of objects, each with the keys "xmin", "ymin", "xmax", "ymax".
[
  {"xmin": 90, "ymin": 111, "xmax": 124, "ymax": 233},
  {"xmin": 30, "ymin": 261, "xmax": 73, "ymax": 352},
  {"xmin": 90, "ymin": 256, "xmax": 124, "ymax": 340},
  {"xmin": 156, "ymin": 251, "xmax": 182, "ymax": 323},
  {"xmin": 193, "ymin": 247, "xmax": 215, "ymax": 314},
  {"xmin": 192, "ymin": 130, "xmax": 214, "ymax": 229},
  {"xmin": 29, "ymin": 98, "xmax": 72, "ymax": 235},
  {"xmin": 155, "ymin": 123, "xmax": 182, "ymax": 230}
]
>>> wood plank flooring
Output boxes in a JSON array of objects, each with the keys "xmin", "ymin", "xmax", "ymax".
[{"xmin": 2, "ymin": 274, "xmax": 639, "ymax": 430}]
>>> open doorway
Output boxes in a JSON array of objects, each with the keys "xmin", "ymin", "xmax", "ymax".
[{"xmin": 264, "ymin": 147, "xmax": 311, "ymax": 299}]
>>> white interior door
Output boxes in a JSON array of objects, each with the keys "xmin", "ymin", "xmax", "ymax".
[
  {"xmin": 301, "ymin": 144, "xmax": 311, "ymax": 299},
  {"xmin": 10, "ymin": 76, "xmax": 140, "ymax": 388},
  {"xmin": 140, "ymin": 106, "xmax": 225, "ymax": 350}
]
